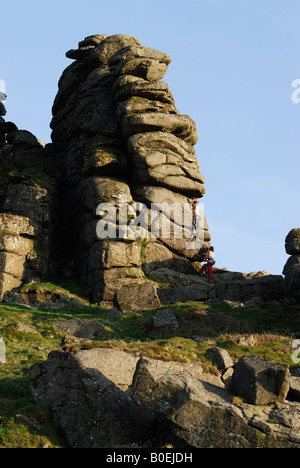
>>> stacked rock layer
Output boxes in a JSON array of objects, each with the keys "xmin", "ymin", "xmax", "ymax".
[
  {"xmin": 50, "ymin": 34, "xmax": 211, "ymax": 304},
  {"xmin": 0, "ymin": 101, "xmax": 59, "ymax": 299}
]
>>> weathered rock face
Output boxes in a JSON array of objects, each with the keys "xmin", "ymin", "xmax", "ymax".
[
  {"xmin": 283, "ymin": 229, "xmax": 300, "ymax": 301},
  {"xmin": 29, "ymin": 348, "xmax": 158, "ymax": 448},
  {"xmin": 215, "ymin": 274, "xmax": 285, "ymax": 303},
  {"xmin": 0, "ymin": 109, "xmax": 59, "ymax": 298},
  {"xmin": 230, "ymin": 354, "xmax": 290, "ymax": 405},
  {"xmin": 29, "ymin": 348, "xmax": 300, "ymax": 448},
  {"xmin": 50, "ymin": 33, "xmax": 211, "ymax": 305}
]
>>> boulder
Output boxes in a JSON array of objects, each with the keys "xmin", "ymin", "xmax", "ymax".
[
  {"xmin": 108, "ymin": 45, "xmax": 171, "ymax": 68},
  {"xmin": 215, "ymin": 275, "xmax": 284, "ymax": 303},
  {"xmin": 284, "ymin": 264, "xmax": 300, "ymax": 301},
  {"xmin": 29, "ymin": 349, "xmax": 157, "ymax": 448},
  {"xmin": 91, "ymin": 34, "xmax": 141, "ymax": 65},
  {"xmin": 283, "ymin": 229, "xmax": 300, "ymax": 301},
  {"xmin": 131, "ymin": 356, "xmax": 300, "ymax": 448},
  {"xmin": 283, "ymin": 255, "xmax": 300, "ymax": 276},
  {"xmin": 230, "ymin": 354, "xmax": 290, "ymax": 405},
  {"xmin": 131, "ymin": 356, "xmax": 255, "ymax": 448},
  {"xmin": 114, "ymin": 281, "xmax": 161, "ymax": 312},
  {"xmin": 206, "ymin": 347, "xmax": 234, "ymax": 371},
  {"xmin": 6, "ymin": 322, "xmax": 37, "ymax": 333},
  {"xmin": 285, "ymin": 229, "xmax": 300, "ymax": 255},
  {"xmin": 5, "ymin": 129, "xmax": 42, "ymax": 148},
  {"xmin": 2, "ymin": 289, "xmax": 27, "ymax": 305},
  {"xmin": 54, "ymin": 318, "xmax": 105, "ymax": 340},
  {"xmin": 29, "ymin": 349, "xmax": 300, "ymax": 448},
  {"xmin": 152, "ymin": 309, "xmax": 178, "ymax": 332}
]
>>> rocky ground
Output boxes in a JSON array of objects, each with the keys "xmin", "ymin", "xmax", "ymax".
[{"xmin": 0, "ymin": 275, "xmax": 299, "ymax": 448}]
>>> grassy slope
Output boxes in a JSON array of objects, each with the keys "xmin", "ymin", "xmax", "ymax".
[{"xmin": 0, "ymin": 279, "xmax": 299, "ymax": 448}]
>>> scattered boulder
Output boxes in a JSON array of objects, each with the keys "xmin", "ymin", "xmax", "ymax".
[
  {"xmin": 5, "ymin": 322, "xmax": 37, "ymax": 333},
  {"xmin": 131, "ymin": 355, "xmax": 300, "ymax": 448},
  {"xmin": 54, "ymin": 318, "xmax": 105, "ymax": 340},
  {"xmin": 2, "ymin": 289, "xmax": 27, "ymax": 305},
  {"xmin": 113, "ymin": 281, "xmax": 161, "ymax": 312},
  {"xmin": 29, "ymin": 348, "xmax": 300, "ymax": 448},
  {"xmin": 131, "ymin": 356, "xmax": 255, "ymax": 448},
  {"xmin": 206, "ymin": 347, "xmax": 234, "ymax": 371},
  {"xmin": 29, "ymin": 348, "xmax": 157, "ymax": 448},
  {"xmin": 222, "ymin": 367, "xmax": 234, "ymax": 387},
  {"xmin": 152, "ymin": 309, "xmax": 178, "ymax": 332},
  {"xmin": 230, "ymin": 354, "xmax": 290, "ymax": 405}
]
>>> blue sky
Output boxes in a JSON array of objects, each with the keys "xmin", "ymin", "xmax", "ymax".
[{"xmin": 1, "ymin": 0, "xmax": 299, "ymax": 275}]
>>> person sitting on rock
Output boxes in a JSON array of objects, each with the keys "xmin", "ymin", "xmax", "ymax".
[
  {"xmin": 191, "ymin": 200, "xmax": 200, "ymax": 236},
  {"xmin": 199, "ymin": 246, "xmax": 215, "ymax": 283}
]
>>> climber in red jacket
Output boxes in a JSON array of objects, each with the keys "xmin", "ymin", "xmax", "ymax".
[{"xmin": 199, "ymin": 246, "xmax": 215, "ymax": 283}]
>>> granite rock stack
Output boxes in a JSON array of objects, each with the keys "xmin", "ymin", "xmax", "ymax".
[
  {"xmin": 0, "ymin": 34, "xmax": 299, "ymax": 308},
  {"xmin": 50, "ymin": 34, "xmax": 211, "ymax": 305},
  {"xmin": 0, "ymin": 101, "xmax": 59, "ymax": 299}
]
